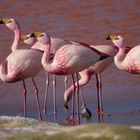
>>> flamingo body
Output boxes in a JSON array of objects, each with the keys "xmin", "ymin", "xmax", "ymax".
[
  {"xmin": 42, "ymin": 43, "xmax": 103, "ymax": 75},
  {"xmin": 64, "ymin": 44, "xmax": 117, "ymax": 99},
  {"xmin": 119, "ymin": 45, "xmax": 140, "ymax": 74},
  {"xmin": 0, "ymin": 49, "xmax": 43, "ymax": 83}
]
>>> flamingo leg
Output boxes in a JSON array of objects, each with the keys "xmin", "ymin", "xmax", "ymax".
[
  {"xmin": 64, "ymin": 76, "xmax": 69, "ymax": 119},
  {"xmin": 80, "ymin": 88, "xmax": 92, "ymax": 119},
  {"xmin": 22, "ymin": 80, "xmax": 27, "ymax": 117},
  {"xmin": 97, "ymin": 112, "xmax": 104, "ymax": 123},
  {"xmin": 80, "ymin": 88, "xmax": 86, "ymax": 108},
  {"xmin": 75, "ymin": 73, "xmax": 80, "ymax": 124},
  {"xmin": 31, "ymin": 78, "xmax": 42, "ymax": 120},
  {"xmin": 64, "ymin": 76, "xmax": 68, "ymax": 91},
  {"xmin": 53, "ymin": 75, "xmax": 57, "ymax": 120},
  {"xmin": 43, "ymin": 72, "xmax": 50, "ymax": 115},
  {"xmin": 95, "ymin": 74, "xmax": 104, "ymax": 116},
  {"xmin": 70, "ymin": 74, "xmax": 75, "ymax": 123}
]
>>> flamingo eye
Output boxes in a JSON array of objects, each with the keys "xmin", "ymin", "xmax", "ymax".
[
  {"xmin": 40, "ymin": 34, "xmax": 44, "ymax": 37},
  {"xmin": 110, "ymin": 35, "xmax": 119, "ymax": 41},
  {"xmin": 115, "ymin": 37, "xmax": 119, "ymax": 40},
  {"xmin": 8, "ymin": 20, "xmax": 13, "ymax": 23}
]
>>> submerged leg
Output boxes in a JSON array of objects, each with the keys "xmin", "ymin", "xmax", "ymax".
[
  {"xmin": 43, "ymin": 72, "xmax": 50, "ymax": 115},
  {"xmin": 31, "ymin": 78, "xmax": 42, "ymax": 120}
]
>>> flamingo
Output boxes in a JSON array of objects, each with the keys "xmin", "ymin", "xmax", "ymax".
[
  {"xmin": 64, "ymin": 42, "xmax": 131, "ymax": 118},
  {"xmin": 27, "ymin": 33, "xmax": 93, "ymax": 121},
  {"xmin": 0, "ymin": 18, "xmax": 43, "ymax": 120},
  {"xmin": 63, "ymin": 45, "xmax": 116, "ymax": 116},
  {"xmin": 33, "ymin": 36, "xmax": 70, "ymax": 116},
  {"xmin": 32, "ymin": 32, "xmax": 109, "ymax": 123},
  {"xmin": 23, "ymin": 33, "xmax": 71, "ymax": 117},
  {"xmin": 106, "ymin": 34, "xmax": 140, "ymax": 74}
]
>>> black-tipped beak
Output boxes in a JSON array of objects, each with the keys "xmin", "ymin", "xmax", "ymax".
[
  {"xmin": 64, "ymin": 99, "xmax": 69, "ymax": 110},
  {"xmin": 106, "ymin": 36, "xmax": 111, "ymax": 40},
  {"xmin": 30, "ymin": 33, "xmax": 35, "ymax": 37},
  {"xmin": 0, "ymin": 20, "xmax": 4, "ymax": 24}
]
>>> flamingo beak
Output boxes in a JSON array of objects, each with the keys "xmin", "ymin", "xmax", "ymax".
[
  {"xmin": 106, "ymin": 36, "xmax": 111, "ymax": 40},
  {"xmin": 30, "ymin": 32, "xmax": 42, "ymax": 38},
  {"xmin": 0, "ymin": 20, "xmax": 4, "ymax": 24},
  {"xmin": 30, "ymin": 33, "xmax": 35, "ymax": 37},
  {"xmin": 64, "ymin": 99, "xmax": 69, "ymax": 110},
  {"xmin": 0, "ymin": 18, "xmax": 10, "ymax": 24}
]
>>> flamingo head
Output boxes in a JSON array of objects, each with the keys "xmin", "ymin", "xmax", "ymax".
[
  {"xmin": 30, "ymin": 32, "xmax": 50, "ymax": 44},
  {"xmin": 21, "ymin": 34, "xmax": 36, "ymax": 45},
  {"xmin": 0, "ymin": 18, "xmax": 19, "ymax": 31},
  {"xmin": 106, "ymin": 34, "xmax": 126, "ymax": 49},
  {"xmin": 64, "ymin": 92, "xmax": 72, "ymax": 110}
]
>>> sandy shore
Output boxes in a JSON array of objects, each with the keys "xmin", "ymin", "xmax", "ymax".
[{"xmin": 0, "ymin": 116, "xmax": 139, "ymax": 140}]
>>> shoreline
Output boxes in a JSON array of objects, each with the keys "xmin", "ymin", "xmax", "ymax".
[{"xmin": 0, "ymin": 116, "xmax": 139, "ymax": 140}]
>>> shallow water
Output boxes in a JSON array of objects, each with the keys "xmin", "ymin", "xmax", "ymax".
[{"xmin": 0, "ymin": 0, "xmax": 140, "ymax": 125}]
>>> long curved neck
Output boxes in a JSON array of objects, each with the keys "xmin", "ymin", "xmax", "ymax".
[
  {"xmin": 0, "ymin": 61, "xmax": 11, "ymax": 82},
  {"xmin": 11, "ymin": 28, "xmax": 21, "ymax": 51},
  {"xmin": 114, "ymin": 48, "xmax": 125, "ymax": 70},
  {"xmin": 41, "ymin": 40, "xmax": 55, "ymax": 73},
  {"xmin": 0, "ymin": 61, "xmax": 20, "ymax": 83}
]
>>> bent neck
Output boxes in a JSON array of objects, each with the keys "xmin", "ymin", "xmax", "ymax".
[
  {"xmin": 11, "ymin": 28, "xmax": 21, "ymax": 51},
  {"xmin": 114, "ymin": 48, "xmax": 125, "ymax": 70},
  {"xmin": 41, "ymin": 40, "xmax": 55, "ymax": 73}
]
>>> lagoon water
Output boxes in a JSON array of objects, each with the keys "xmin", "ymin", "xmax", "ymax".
[{"xmin": 0, "ymin": 0, "xmax": 140, "ymax": 125}]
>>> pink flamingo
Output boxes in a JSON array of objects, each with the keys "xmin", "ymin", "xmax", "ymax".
[
  {"xmin": 32, "ymin": 37, "xmax": 69, "ymax": 116},
  {"xmin": 32, "ymin": 32, "xmax": 109, "ymax": 123},
  {"xmin": 106, "ymin": 34, "xmax": 140, "ymax": 74},
  {"xmin": 22, "ymin": 32, "xmax": 70, "ymax": 116},
  {"xmin": 31, "ymin": 33, "xmax": 92, "ymax": 119},
  {"xmin": 64, "ymin": 42, "xmax": 131, "ymax": 118},
  {"xmin": 21, "ymin": 33, "xmax": 53, "ymax": 116},
  {"xmin": 30, "ymin": 33, "xmax": 92, "ymax": 120},
  {"xmin": 0, "ymin": 18, "xmax": 43, "ymax": 120},
  {"xmin": 64, "ymin": 45, "xmax": 116, "ymax": 117}
]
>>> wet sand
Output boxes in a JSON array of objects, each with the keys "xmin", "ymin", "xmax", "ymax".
[{"xmin": 0, "ymin": 0, "xmax": 140, "ymax": 125}]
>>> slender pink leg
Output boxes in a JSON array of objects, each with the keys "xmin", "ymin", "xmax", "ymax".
[
  {"xmin": 95, "ymin": 74, "xmax": 104, "ymax": 116},
  {"xmin": 43, "ymin": 72, "xmax": 50, "ymax": 115},
  {"xmin": 75, "ymin": 73, "xmax": 80, "ymax": 124},
  {"xmin": 64, "ymin": 76, "xmax": 68, "ymax": 91},
  {"xmin": 80, "ymin": 88, "xmax": 86, "ymax": 108},
  {"xmin": 22, "ymin": 80, "xmax": 27, "ymax": 117},
  {"xmin": 64, "ymin": 76, "xmax": 69, "ymax": 119},
  {"xmin": 53, "ymin": 75, "xmax": 57, "ymax": 120},
  {"xmin": 70, "ymin": 74, "xmax": 75, "ymax": 124},
  {"xmin": 31, "ymin": 78, "xmax": 42, "ymax": 120}
]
